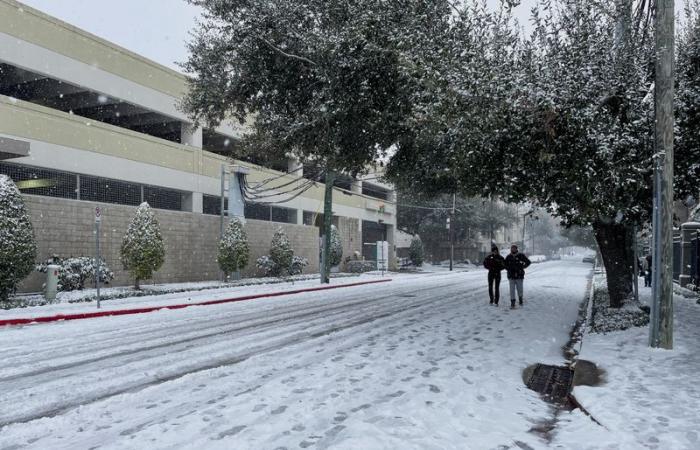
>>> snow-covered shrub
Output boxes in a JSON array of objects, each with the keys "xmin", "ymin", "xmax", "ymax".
[
  {"xmin": 346, "ymin": 260, "xmax": 376, "ymax": 273},
  {"xmin": 270, "ymin": 228, "xmax": 293, "ymax": 270},
  {"xmin": 36, "ymin": 256, "xmax": 114, "ymax": 291},
  {"xmin": 329, "ymin": 225, "xmax": 343, "ymax": 267},
  {"xmin": 218, "ymin": 217, "xmax": 249, "ymax": 277},
  {"xmin": 256, "ymin": 228, "xmax": 307, "ymax": 277},
  {"xmin": 409, "ymin": 235, "xmax": 424, "ymax": 266},
  {"xmin": 289, "ymin": 256, "xmax": 308, "ymax": 275},
  {"xmin": 255, "ymin": 255, "xmax": 278, "ymax": 277},
  {"xmin": 120, "ymin": 202, "xmax": 165, "ymax": 289},
  {"xmin": 0, "ymin": 175, "xmax": 37, "ymax": 303}
]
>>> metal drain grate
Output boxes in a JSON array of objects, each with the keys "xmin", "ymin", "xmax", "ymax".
[{"xmin": 525, "ymin": 364, "xmax": 574, "ymax": 403}]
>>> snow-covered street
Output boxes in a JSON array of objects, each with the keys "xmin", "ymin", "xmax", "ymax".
[{"xmin": 0, "ymin": 261, "xmax": 591, "ymax": 449}]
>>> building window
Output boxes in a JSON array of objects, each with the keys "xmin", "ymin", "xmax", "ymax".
[
  {"xmin": 80, "ymin": 175, "xmax": 141, "ymax": 206},
  {"xmin": 0, "ymin": 162, "xmax": 77, "ymax": 199},
  {"xmin": 362, "ymin": 183, "xmax": 390, "ymax": 201},
  {"xmin": 203, "ymin": 194, "xmax": 227, "ymax": 216},
  {"xmin": 2, "ymin": 162, "xmax": 184, "ymax": 211},
  {"xmin": 244, "ymin": 202, "xmax": 297, "ymax": 224}
]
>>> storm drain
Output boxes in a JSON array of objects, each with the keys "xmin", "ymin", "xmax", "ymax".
[{"xmin": 524, "ymin": 364, "xmax": 574, "ymax": 405}]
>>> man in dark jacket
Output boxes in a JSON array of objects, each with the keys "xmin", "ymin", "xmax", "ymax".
[
  {"xmin": 504, "ymin": 244, "xmax": 531, "ymax": 309},
  {"xmin": 483, "ymin": 244, "xmax": 505, "ymax": 306}
]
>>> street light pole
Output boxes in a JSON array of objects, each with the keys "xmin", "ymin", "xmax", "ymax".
[
  {"xmin": 650, "ymin": 0, "xmax": 674, "ymax": 349},
  {"xmin": 449, "ymin": 193, "xmax": 455, "ymax": 271}
]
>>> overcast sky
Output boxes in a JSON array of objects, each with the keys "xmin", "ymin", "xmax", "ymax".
[{"xmin": 17, "ymin": 0, "xmax": 686, "ymax": 73}]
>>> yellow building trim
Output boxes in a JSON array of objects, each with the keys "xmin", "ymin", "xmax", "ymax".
[{"xmin": 0, "ymin": 0, "xmax": 186, "ymax": 98}]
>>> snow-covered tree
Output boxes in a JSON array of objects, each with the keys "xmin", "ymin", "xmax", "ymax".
[
  {"xmin": 409, "ymin": 235, "xmax": 424, "ymax": 267},
  {"xmin": 269, "ymin": 228, "xmax": 293, "ymax": 273},
  {"xmin": 120, "ymin": 202, "xmax": 165, "ymax": 289},
  {"xmin": 0, "ymin": 175, "xmax": 36, "ymax": 303},
  {"xmin": 181, "ymin": 0, "xmax": 451, "ymax": 283},
  {"xmin": 329, "ymin": 225, "xmax": 343, "ymax": 267},
  {"xmin": 218, "ymin": 218, "xmax": 249, "ymax": 278},
  {"xmin": 36, "ymin": 256, "xmax": 114, "ymax": 291}
]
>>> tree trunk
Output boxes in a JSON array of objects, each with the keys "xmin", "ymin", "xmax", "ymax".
[
  {"xmin": 592, "ymin": 220, "xmax": 634, "ymax": 307},
  {"xmin": 321, "ymin": 171, "xmax": 335, "ymax": 284},
  {"xmin": 135, "ymin": 278, "xmax": 140, "ymax": 290}
]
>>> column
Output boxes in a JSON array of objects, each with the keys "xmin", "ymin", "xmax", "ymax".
[
  {"xmin": 351, "ymin": 179, "xmax": 363, "ymax": 194},
  {"xmin": 679, "ymin": 222, "xmax": 700, "ymax": 287},
  {"xmin": 181, "ymin": 124, "xmax": 203, "ymax": 148},
  {"xmin": 181, "ymin": 124, "xmax": 204, "ymax": 213},
  {"xmin": 288, "ymin": 157, "xmax": 303, "ymax": 175}
]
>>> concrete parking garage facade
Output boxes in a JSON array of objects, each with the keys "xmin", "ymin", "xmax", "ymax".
[{"xmin": 0, "ymin": 0, "xmax": 397, "ymax": 291}]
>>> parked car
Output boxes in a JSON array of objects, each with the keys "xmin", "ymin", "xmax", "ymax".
[{"xmin": 582, "ymin": 255, "xmax": 596, "ymax": 264}]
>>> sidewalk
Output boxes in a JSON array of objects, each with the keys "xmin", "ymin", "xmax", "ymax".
[
  {"xmin": 554, "ymin": 283, "xmax": 700, "ymax": 449},
  {"xmin": 0, "ymin": 275, "xmax": 393, "ymax": 325}
]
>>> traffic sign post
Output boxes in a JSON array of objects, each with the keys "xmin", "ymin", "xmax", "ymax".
[{"xmin": 94, "ymin": 207, "xmax": 102, "ymax": 309}]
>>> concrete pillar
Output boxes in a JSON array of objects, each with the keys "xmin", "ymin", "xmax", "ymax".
[
  {"xmin": 679, "ymin": 222, "xmax": 700, "ymax": 287},
  {"xmin": 351, "ymin": 179, "xmax": 363, "ymax": 194},
  {"xmin": 387, "ymin": 223, "xmax": 397, "ymax": 271},
  {"xmin": 181, "ymin": 124, "xmax": 203, "ymax": 148},
  {"xmin": 182, "ymin": 192, "xmax": 204, "ymax": 213},
  {"xmin": 288, "ymin": 157, "xmax": 303, "ymax": 175}
]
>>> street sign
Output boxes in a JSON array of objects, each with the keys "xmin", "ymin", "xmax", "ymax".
[{"xmin": 94, "ymin": 206, "xmax": 102, "ymax": 224}]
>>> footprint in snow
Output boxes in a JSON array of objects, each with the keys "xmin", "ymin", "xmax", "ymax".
[{"xmin": 271, "ymin": 405, "xmax": 287, "ymax": 415}]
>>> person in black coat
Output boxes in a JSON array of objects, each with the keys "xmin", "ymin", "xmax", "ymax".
[
  {"xmin": 504, "ymin": 244, "xmax": 531, "ymax": 309},
  {"xmin": 483, "ymin": 244, "xmax": 505, "ymax": 305}
]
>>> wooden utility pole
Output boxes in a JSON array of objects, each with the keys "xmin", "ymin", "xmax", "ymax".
[{"xmin": 650, "ymin": 0, "xmax": 674, "ymax": 349}]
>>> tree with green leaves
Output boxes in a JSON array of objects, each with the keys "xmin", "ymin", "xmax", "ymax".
[
  {"xmin": 181, "ymin": 0, "xmax": 450, "ymax": 284},
  {"xmin": 386, "ymin": 1, "xmax": 678, "ymax": 307},
  {"xmin": 409, "ymin": 235, "xmax": 424, "ymax": 267},
  {"xmin": 0, "ymin": 175, "xmax": 36, "ymax": 304},
  {"xmin": 218, "ymin": 218, "xmax": 250, "ymax": 279},
  {"xmin": 121, "ymin": 202, "xmax": 165, "ymax": 289}
]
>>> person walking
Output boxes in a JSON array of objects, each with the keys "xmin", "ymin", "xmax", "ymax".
[
  {"xmin": 504, "ymin": 244, "xmax": 531, "ymax": 309},
  {"xmin": 644, "ymin": 254, "xmax": 652, "ymax": 287},
  {"xmin": 483, "ymin": 244, "xmax": 505, "ymax": 306}
]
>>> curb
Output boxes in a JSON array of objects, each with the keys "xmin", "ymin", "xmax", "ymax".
[{"xmin": 0, "ymin": 278, "xmax": 393, "ymax": 327}]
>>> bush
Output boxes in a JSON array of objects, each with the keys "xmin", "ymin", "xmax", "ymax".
[
  {"xmin": 36, "ymin": 256, "xmax": 114, "ymax": 291},
  {"xmin": 409, "ymin": 235, "xmax": 424, "ymax": 266},
  {"xmin": 270, "ymin": 228, "xmax": 293, "ymax": 271},
  {"xmin": 218, "ymin": 218, "xmax": 249, "ymax": 277},
  {"xmin": 329, "ymin": 225, "xmax": 343, "ymax": 267},
  {"xmin": 121, "ymin": 202, "xmax": 165, "ymax": 289},
  {"xmin": 346, "ymin": 260, "xmax": 376, "ymax": 273},
  {"xmin": 290, "ymin": 256, "xmax": 309, "ymax": 275},
  {"xmin": 0, "ymin": 175, "xmax": 37, "ymax": 303},
  {"xmin": 256, "ymin": 228, "xmax": 308, "ymax": 277}
]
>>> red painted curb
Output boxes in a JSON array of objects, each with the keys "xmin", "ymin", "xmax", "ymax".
[{"xmin": 0, "ymin": 278, "xmax": 393, "ymax": 327}]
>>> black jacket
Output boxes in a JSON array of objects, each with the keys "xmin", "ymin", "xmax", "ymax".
[
  {"xmin": 483, "ymin": 254, "xmax": 505, "ymax": 273},
  {"xmin": 504, "ymin": 252, "xmax": 531, "ymax": 279}
]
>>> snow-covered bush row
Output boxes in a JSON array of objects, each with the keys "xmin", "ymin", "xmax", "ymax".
[
  {"xmin": 120, "ymin": 202, "xmax": 165, "ymax": 289},
  {"xmin": 0, "ymin": 175, "xmax": 36, "ymax": 304},
  {"xmin": 218, "ymin": 217, "xmax": 249, "ymax": 278},
  {"xmin": 346, "ymin": 260, "xmax": 376, "ymax": 273},
  {"xmin": 36, "ymin": 256, "xmax": 114, "ymax": 291},
  {"xmin": 590, "ymin": 286, "xmax": 649, "ymax": 333}
]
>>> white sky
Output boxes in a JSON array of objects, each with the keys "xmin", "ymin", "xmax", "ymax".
[{"xmin": 17, "ymin": 0, "xmax": 687, "ymax": 73}]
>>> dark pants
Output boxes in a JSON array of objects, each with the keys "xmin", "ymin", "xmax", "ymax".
[
  {"xmin": 644, "ymin": 270, "xmax": 652, "ymax": 287},
  {"xmin": 488, "ymin": 271, "xmax": 501, "ymax": 304}
]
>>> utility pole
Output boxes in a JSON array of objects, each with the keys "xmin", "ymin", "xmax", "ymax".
[
  {"xmin": 633, "ymin": 224, "xmax": 639, "ymax": 304},
  {"xmin": 650, "ymin": 0, "xmax": 674, "ymax": 349},
  {"xmin": 449, "ymin": 193, "xmax": 455, "ymax": 271},
  {"xmin": 321, "ymin": 171, "xmax": 335, "ymax": 284}
]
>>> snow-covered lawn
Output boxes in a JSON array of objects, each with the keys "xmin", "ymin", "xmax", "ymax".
[
  {"xmin": 0, "ymin": 261, "xmax": 591, "ymax": 449},
  {"xmin": 554, "ymin": 284, "xmax": 700, "ymax": 450}
]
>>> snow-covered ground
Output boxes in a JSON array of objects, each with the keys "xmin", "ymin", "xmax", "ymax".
[
  {"xmin": 0, "ymin": 261, "xmax": 591, "ymax": 449},
  {"xmin": 554, "ymin": 283, "xmax": 700, "ymax": 450}
]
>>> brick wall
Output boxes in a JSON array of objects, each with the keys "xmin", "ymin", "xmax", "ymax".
[{"xmin": 18, "ymin": 195, "xmax": 319, "ymax": 292}]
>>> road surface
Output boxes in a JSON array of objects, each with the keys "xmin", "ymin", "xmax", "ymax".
[{"xmin": 0, "ymin": 260, "xmax": 592, "ymax": 449}]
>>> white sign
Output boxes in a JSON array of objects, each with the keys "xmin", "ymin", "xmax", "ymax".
[
  {"xmin": 376, "ymin": 240, "xmax": 389, "ymax": 271},
  {"xmin": 94, "ymin": 206, "xmax": 102, "ymax": 223}
]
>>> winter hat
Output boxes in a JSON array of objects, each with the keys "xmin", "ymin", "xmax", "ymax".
[{"xmin": 491, "ymin": 244, "xmax": 499, "ymax": 252}]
